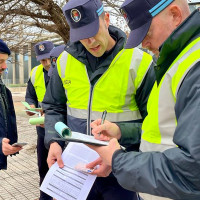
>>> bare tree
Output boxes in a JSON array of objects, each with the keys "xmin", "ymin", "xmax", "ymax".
[
  {"xmin": 0, "ymin": 0, "xmax": 127, "ymax": 50},
  {"xmin": 0, "ymin": 0, "xmax": 69, "ymax": 49}
]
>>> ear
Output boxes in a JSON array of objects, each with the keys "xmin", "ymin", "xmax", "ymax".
[
  {"xmin": 168, "ymin": 5, "xmax": 182, "ymax": 28},
  {"xmin": 104, "ymin": 12, "xmax": 110, "ymax": 28}
]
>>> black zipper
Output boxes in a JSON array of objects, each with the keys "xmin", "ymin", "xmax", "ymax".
[{"xmin": 87, "ymin": 85, "xmax": 94, "ymax": 135}]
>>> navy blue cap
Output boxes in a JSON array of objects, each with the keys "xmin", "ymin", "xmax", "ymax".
[
  {"xmin": 48, "ymin": 45, "xmax": 65, "ymax": 77},
  {"xmin": 0, "ymin": 39, "xmax": 11, "ymax": 55},
  {"xmin": 120, "ymin": 0, "xmax": 174, "ymax": 48},
  {"xmin": 62, "ymin": 0, "xmax": 104, "ymax": 42},
  {"xmin": 34, "ymin": 41, "xmax": 54, "ymax": 61},
  {"xmin": 50, "ymin": 45, "xmax": 65, "ymax": 58}
]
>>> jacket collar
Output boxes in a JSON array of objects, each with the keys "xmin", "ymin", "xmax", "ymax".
[
  {"xmin": 155, "ymin": 8, "xmax": 200, "ymax": 85},
  {"xmin": 64, "ymin": 25, "xmax": 126, "ymax": 64}
]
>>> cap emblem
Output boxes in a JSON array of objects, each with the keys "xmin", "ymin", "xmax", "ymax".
[
  {"xmin": 120, "ymin": 9, "xmax": 129, "ymax": 23},
  {"xmin": 39, "ymin": 44, "xmax": 45, "ymax": 51},
  {"xmin": 71, "ymin": 9, "xmax": 81, "ymax": 22},
  {"xmin": 51, "ymin": 57, "xmax": 57, "ymax": 64}
]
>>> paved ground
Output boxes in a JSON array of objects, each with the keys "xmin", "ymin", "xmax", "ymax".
[{"xmin": 0, "ymin": 91, "xmax": 40, "ymax": 200}]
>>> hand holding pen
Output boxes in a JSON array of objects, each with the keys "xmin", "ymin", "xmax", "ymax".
[
  {"xmin": 91, "ymin": 112, "xmax": 126, "ymax": 151},
  {"xmin": 98, "ymin": 110, "xmax": 107, "ymax": 136},
  {"xmin": 91, "ymin": 114, "xmax": 123, "ymax": 141}
]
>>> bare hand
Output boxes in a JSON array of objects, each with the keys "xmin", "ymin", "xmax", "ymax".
[
  {"xmin": 37, "ymin": 124, "xmax": 44, "ymax": 128},
  {"xmin": 38, "ymin": 109, "xmax": 44, "ymax": 116},
  {"xmin": 86, "ymin": 157, "xmax": 112, "ymax": 177},
  {"xmin": 26, "ymin": 104, "xmax": 36, "ymax": 116},
  {"xmin": 91, "ymin": 119, "xmax": 121, "ymax": 140},
  {"xmin": 2, "ymin": 138, "xmax": 22, "ymax": 156},
  {"xmin": 87, "ymin": 138, "xmax": 121, "ymax": 166},
  {"xmin": 47, "ymin": 142, "xmax": 64, "ymax": 168},
  {"xmin": 36, "ymin": 113, "xmax": 45, "ymax": 128}
]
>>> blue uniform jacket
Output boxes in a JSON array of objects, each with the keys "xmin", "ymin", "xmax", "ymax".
[{"xmin": 0, "ymin": 79, "xmax": 17, "ymax": 170}]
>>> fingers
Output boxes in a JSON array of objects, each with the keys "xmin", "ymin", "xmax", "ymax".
[
  {"xmin": 89, "ymin": 139, "xmax": 120, "ymax": 166},
  {"xmin": 10, "ymin": 146, "xmax": 22, "ymax": 155},
  {"xmin": 2, "ymin": 139, "xmax": 22, "ymax": 156},
  {"xmin": 86, "ymin": 157, "xmax": 102, "ymax": 169},
  {"xmin": 57, "ymin": 154, "xmax": 64, "ymax": 168},
  {"xmin": 96, "ymin": 123, "xmax": 106, "ymax": 134},
  {"xmin": 91, "ymin": 164, "xmax": 112, "ymax": 177},
  {"xmin": 91, "ymin": 121, "xmax": 109, "ymax": 135},
  {"xmin": 47, "ymin": 142, "xmax": 64, "ymax": 168},
  {"xmin": 29, "ymin": 104, "xmax": 36, "ymax": 108},
  {"xmin": 40, "ymin": 111, "xmax": 44, "ymax": 115},
  {"xmin": 91, "ymin": 120, "xmax": 117, "ymax": 136},
  {"xmin": 91, "ymin": 119, "xmax": 102, "ymax": 128},
  {"xmin": 36, "ymin": 124, "xmax": 45, "ymax": 128},
  {"xmin": 26, "ymin": 104, "xmax": 36, "ymax": 116},
  {"xmin": 93, "ymin": 132, "xmax": 110, "ymax": 141},
  {"xmin": 47, "ymin": 153, "xmax": 64, "ymax": 168},
  {"xmin": 90, "ymin": 119, "xmax": 111, "ymax": 141},
  {"xmin": 26, "ymin": 111, "xmax": 35, "ymax": 116},
  {"xmin": 47, "ymin": 156, "xmax": 54, "ymax": 168}
]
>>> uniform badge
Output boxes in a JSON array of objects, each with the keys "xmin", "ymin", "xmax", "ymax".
[
  {"xmin": 71, "ymin": 9, "xmax": 81, "ymax": 22},
  {"xmin": 64, "ymin": 79, "xmax": 71, "ymax": 85},
  {"xmin": 51, "ymin": 57, "xmax": 57, "ymax": 64},
  {"xmin": 39, "ymin": 44, "xmax": 45, "ymax": 51},
  {"xmin": 120, "ymin": 9, "xmax": 129, "ymax": 23}
]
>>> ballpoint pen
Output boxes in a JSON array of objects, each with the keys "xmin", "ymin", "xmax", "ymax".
[
  {"xmin": 99, "ymin": 110, "xmax": 107, "ymax": 136},
  {"xmin": 98, "ymin": 110, "xmax": 126, "ymax": 151}
]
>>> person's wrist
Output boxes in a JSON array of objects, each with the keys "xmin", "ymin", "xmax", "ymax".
[
  {"xmin": 50, "ymin": 141, "xmax": 58, "ymax": 145},
  {"xmin": 116, "ymin": 132, "xmax": 122, "ymax": 140},
  {"xmin": 115, "ymin": 125, "xmax": 122, "ymax": 140},
  {"xmin": 49, "ymin": 139, "xmax": 65, "ymax": 150},
  {"xmin": 50, "ymin": 141, "xmax": 59, "ymax": 148},
  {"xmin": 111, "ymin": 148, "xmax": 123, "ymax": 167}
]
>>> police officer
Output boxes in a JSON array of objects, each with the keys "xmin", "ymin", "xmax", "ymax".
[
  {"xmin": 0, "ymin": 39, "xmax": 22, "ymax": 170},
  {"xmin": 48, "ymin": 45, "xmax": 65, "ymax": 77},
  {"xmin": 87, "ymin": 0, "xmax": 200, "ymax": 200},
  {"xmin": 42, "ymin": 0, "xmax": 156, "ymax": 199},
  {"xmin": 25, "ymin": 41, "xmax": 54, "ymax": 200}
]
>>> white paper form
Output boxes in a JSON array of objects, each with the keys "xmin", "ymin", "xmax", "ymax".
[{"xmin": 40, "ymin": 142, "xmax": 99, "ymax": 200}]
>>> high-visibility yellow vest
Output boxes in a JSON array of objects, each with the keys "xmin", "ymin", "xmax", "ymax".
[
  {"xmin": 57, "ymin": 48, "xmax": 152, "ymax": 125},
  {"xmin": 141, "ymin": 37, "xmax": 200, "ymax": 152},
  {"xmin": 30, "ymin": 64, "xmax": 46, "ymax": 103}
]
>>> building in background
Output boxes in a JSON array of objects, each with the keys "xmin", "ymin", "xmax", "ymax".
[
  {"xmin": 2, "ymin": 41, "xmax": 64, "ymax": 87},
  {"xmin": 3, "ymin": 43, "xmax": 38, "ymax": 86},
  {"xmin": 188, "ymin": 0, "xmax": 200, "ymax": 11}
]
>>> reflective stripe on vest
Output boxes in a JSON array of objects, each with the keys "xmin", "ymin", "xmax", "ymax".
[
  {"xmin": 30, "ymin": 64, "xmax": 46, "ymax": 103},
  {"xmin": 57, "ymin": 48, "xmax": 152, "ymax": 122},
  {"xmin": 141, "ymin": 37, "xmax": 200, "ymax": 152}
]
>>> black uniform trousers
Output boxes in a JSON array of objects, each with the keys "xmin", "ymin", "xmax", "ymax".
[
  {"xmin": 87, "ymin": 175, "xmax": 138, "ymax": 200},
  {"xmin": 36, "ymin": 126, "xmax": 53, "ymax": 200}
]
